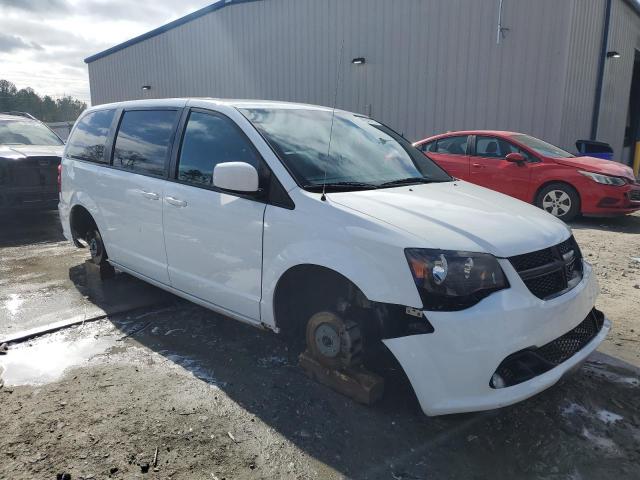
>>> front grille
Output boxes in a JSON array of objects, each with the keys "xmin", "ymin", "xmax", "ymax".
[
  {"xmin": 6, "ymin": 156, "xmax": 60, "ymax": 187},
  {"xmin": 630, "ymin": 189, "xmax": 640, "ymax": 202},
  {"xmin": 509, "ymin": 248, "xmax": 554, "ymax": 271},
  {"xmin": 491, "ymin": 309, "xmax": 604, "ymax": 388},
  {"xmin": 509, "ymin": 236, "xmax": 583, "ymax": 300},
  {"xmin": 536, "ymin": 309, "xmax": 603, "ymax": 365}
]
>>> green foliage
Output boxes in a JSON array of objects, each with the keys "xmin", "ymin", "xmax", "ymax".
[{"xmin": 0, "ymin": 79, "xmax": 86, "ymax": 122}]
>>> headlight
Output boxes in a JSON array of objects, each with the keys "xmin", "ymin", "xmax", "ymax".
[
  {"xmin": 578, "ymin": 170, "xmax": 626, "ymax": 186},
  {"xmin": 405, "ymin": 249, "xmax": 509, "ymax": 311}
]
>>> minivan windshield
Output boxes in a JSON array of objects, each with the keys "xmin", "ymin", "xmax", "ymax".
[
  {"xmin": 0, "ymin": 119, "xmax": 63, "ymax": 146},
  {"xmin": 240, "ymin": 108, "xmax": 452, "ymax": 191},
  {"xmin": 511, "ymin": 134, "xmax": 574, "ymax": 158}
]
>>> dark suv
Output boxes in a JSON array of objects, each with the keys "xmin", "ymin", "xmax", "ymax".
[{"xmin": 0, "ymin": 112, "xmax": 63, "ymax": 211}]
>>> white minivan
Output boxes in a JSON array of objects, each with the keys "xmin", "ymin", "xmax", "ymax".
[{"xmin": 59, "ymin": 98, "xmax": 609, "ymax": 416}]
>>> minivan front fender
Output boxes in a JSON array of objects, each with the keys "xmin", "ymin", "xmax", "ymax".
[{"xmin": 260, "ymin": 204, "xmax": 424, "ymax": 329}]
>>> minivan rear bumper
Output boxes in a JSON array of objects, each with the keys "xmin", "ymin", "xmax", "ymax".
[
  {"xmin": 383, "ymin": 260, "xmax": 607, "ymax": 416},
  {"xmin": 58, "ymin": 199, "xmax": 72, "ymax": 242}
]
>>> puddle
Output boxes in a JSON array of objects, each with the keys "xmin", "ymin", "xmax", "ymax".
[{"xmin": 0, "ymin": 322, "xmax": 118, "ymax": 386}]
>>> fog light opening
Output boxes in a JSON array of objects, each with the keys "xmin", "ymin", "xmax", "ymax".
[{"xmin": 490, "ymin": 373, "xmax": 506, "ymax": 389}]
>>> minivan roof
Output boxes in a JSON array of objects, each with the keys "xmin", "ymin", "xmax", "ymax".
[{"xmin": 87, "ymin": 98, "xmax": 340, "ymax": 114}]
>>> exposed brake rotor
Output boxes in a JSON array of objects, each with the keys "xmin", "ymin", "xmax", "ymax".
[{"xmin": 305, "ymin": 311, "xmax": 362, "ymax": 369}]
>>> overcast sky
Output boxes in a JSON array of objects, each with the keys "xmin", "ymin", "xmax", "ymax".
[{"xmin": 0, "ymin": 0, "xmax": 216, "ymax": 104}]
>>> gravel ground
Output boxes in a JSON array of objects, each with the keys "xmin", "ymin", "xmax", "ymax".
[
  {"xmin": 572, "ymin": 213, "xmax": 640, "ymax": 367},
  {"xmin": 0, "ymin": 212, "xmax": 638, "ymax": 480}
]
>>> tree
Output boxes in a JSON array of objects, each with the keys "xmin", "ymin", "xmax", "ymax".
[{"xmin": 0, "ymin": 79, "xmax": 86, "ymax": 122}]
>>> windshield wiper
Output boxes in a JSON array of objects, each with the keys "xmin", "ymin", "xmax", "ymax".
[
  {"xmin": 377, "ymin": 177, "xmax": 435, "ymax": 187},
  {"xmin": 304, "ymin": 181, "xmax": 379, "ymax": 192}
]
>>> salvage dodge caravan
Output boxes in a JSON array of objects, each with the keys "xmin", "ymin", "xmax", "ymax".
[{"xmin": 59, "ymin": 99, "xmax": 610, "ymax": 415}]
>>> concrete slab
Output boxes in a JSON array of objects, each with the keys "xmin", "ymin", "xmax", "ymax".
[{"xmin": 0, "ymin": 210, "xmax": 171, "ymax": 338}]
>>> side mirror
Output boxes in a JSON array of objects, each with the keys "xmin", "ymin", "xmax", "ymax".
[
  {"xmin": 213, "ymin": 162, "xmax": 259, "ymax": 193},
  {"xmin": 505, "ymin": 152, "xmax": 526, "ymax": 164}
]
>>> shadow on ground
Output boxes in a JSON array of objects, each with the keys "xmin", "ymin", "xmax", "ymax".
[
  {"xmin": 100, "ymin": 302, "xmax": 640, "ymax": 479},
  {"xmin": 0, "ymin": 210, "xmax": 65, "ymax": 248},
  {"xmin": 571, "ymin": 212, "xmax": 640, "ymax": 234}
]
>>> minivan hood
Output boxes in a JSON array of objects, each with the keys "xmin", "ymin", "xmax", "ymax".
[
  {"xmin": 330, "ymin": 181, "xmax": 570, "ymax": 258},
  {"xmin": 552, "ymin": 156, "xmax": 636, "ymax": 182},
  {"xmin": 0, "ymin": 145, "xmax": 64, "ymax": 159}
]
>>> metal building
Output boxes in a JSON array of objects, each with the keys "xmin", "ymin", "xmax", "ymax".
[{"xmin": 85, "ymin": 0, "xmax": 640, "ymax": 170}]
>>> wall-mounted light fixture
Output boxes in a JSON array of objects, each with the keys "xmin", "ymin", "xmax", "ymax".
[
  {"xmin": 351, "ymin": 57, "xmax": 366, "ymax": 65},
  {"xmin": 141, "ymin": 85, "xmax": 152, "ymax": 90},
  {"xmin": 606, "ymin": 51, "xmax": 621, "ymax": 59}
]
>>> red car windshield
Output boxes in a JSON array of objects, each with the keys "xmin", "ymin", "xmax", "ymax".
[{"xmin": 511, "ymin": 134, "xmax": 574, "ymax": 159}]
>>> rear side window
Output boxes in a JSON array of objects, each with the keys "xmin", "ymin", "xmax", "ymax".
[
  {"xmin": 417, "ymin": 141, "xmax": 436, "ymax": 153},
  {"xmin": 177, "ymin": 111, "xmax": 260, "ymax": 186},
  {"xmin": 434, "ymin": 136, "xmax": 468, "ymax": 155},
  {"xmin": 66, "ymin": 109, "xmax": 115, "ymax": 163},
  {"xmin": 113, "ymin": 110, "xmax": 178, "ymax": 177}
]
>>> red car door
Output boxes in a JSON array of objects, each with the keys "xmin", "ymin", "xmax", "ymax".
[
  {"xmin": 468, "ymin": 135, "xmax": 532, "ymax": 201},
  {"xmin": 420, "ymin": 135, "xmax": 470, "ymax": 180}
]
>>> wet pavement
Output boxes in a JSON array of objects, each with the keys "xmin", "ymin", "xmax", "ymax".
[{"xmin": 0, "ymin": 210, "xmax": 172, "ymax": 339}]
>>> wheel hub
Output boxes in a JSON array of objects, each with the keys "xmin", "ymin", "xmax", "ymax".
[
  {"xmin": 305, "ymin": 311, "xmax": 363, "ymax": 369},
  {"xmin": 89, "ymin": 238, "xmax": 98, "ymax": 257},
  {"xmin": 314, "ymin": 323, "xmax": 341, "ymax": 358},
  {"xmin": 542, "ymin": 190, "xmax": 571, "ymax": 217}
]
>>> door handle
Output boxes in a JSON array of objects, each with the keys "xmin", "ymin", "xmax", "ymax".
[
  {"xmin": 472, "ymin": 163, "xmax": 486, "ymax": 169},
  {"xmin": 140, "ymin": 190, "xmax": 159, "ymax": 200},
  {"xmin": 165, "ymin": 196, "xmax": 187, "ymax": 208}
]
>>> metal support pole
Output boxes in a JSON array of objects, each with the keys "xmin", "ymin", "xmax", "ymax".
[
  {"xmin": 591, "ymin": 0, "xmax": 613, "ymax": 141},
  {"xmin": 496, "ymin": 0, "xmax": 504, "ymax": 44}
]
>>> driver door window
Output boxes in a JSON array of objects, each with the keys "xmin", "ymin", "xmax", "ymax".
[
  {"xmin": 177, "ymin": 111, "xmax": 260, "ymax": 187},
  {"xmin": 475, "ymin": 136, "xmax": 531, "ymax": 160},
  {"xmin": 470, "ymin": 136, "xmax": 533, "ymax": 201}
]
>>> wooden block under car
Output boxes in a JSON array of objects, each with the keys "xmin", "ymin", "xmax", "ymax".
[{"xmin": 299, "ymin": 350, "xmax": 384, "ymax": 405}]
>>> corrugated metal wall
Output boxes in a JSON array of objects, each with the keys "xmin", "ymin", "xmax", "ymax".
[
  {"xmin": 559, "ymin": 0, "xmax": 606, "ymax": 153},
  {"xmin": 597, "ymin": 0, "xmax": 640, "ymax": 157},
  {"xmin": 88, "ymin": 0, "xmax": 637, "ymax": 155}
]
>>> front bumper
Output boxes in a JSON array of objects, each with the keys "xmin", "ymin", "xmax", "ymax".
[
  {"xmin": 582, "ymin": 183, "xmax": 640, "ymax": 215},
  {"xmin": 383, "ymin": 260, "xmax": 608, "ymax": 416}
]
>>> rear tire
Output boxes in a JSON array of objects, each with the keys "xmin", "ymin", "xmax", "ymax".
[
  {"xmin": 535, "ymin": 183, "xmax": 580, "ymax": 222},
  {"xmin": 87, "ymin": 228, "xmax": 108, "ymax": 266}
]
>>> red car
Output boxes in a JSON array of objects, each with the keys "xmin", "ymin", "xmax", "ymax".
[{"xmin": 413, "ymin": 131, "xmax": 640, "ymax": 221}]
